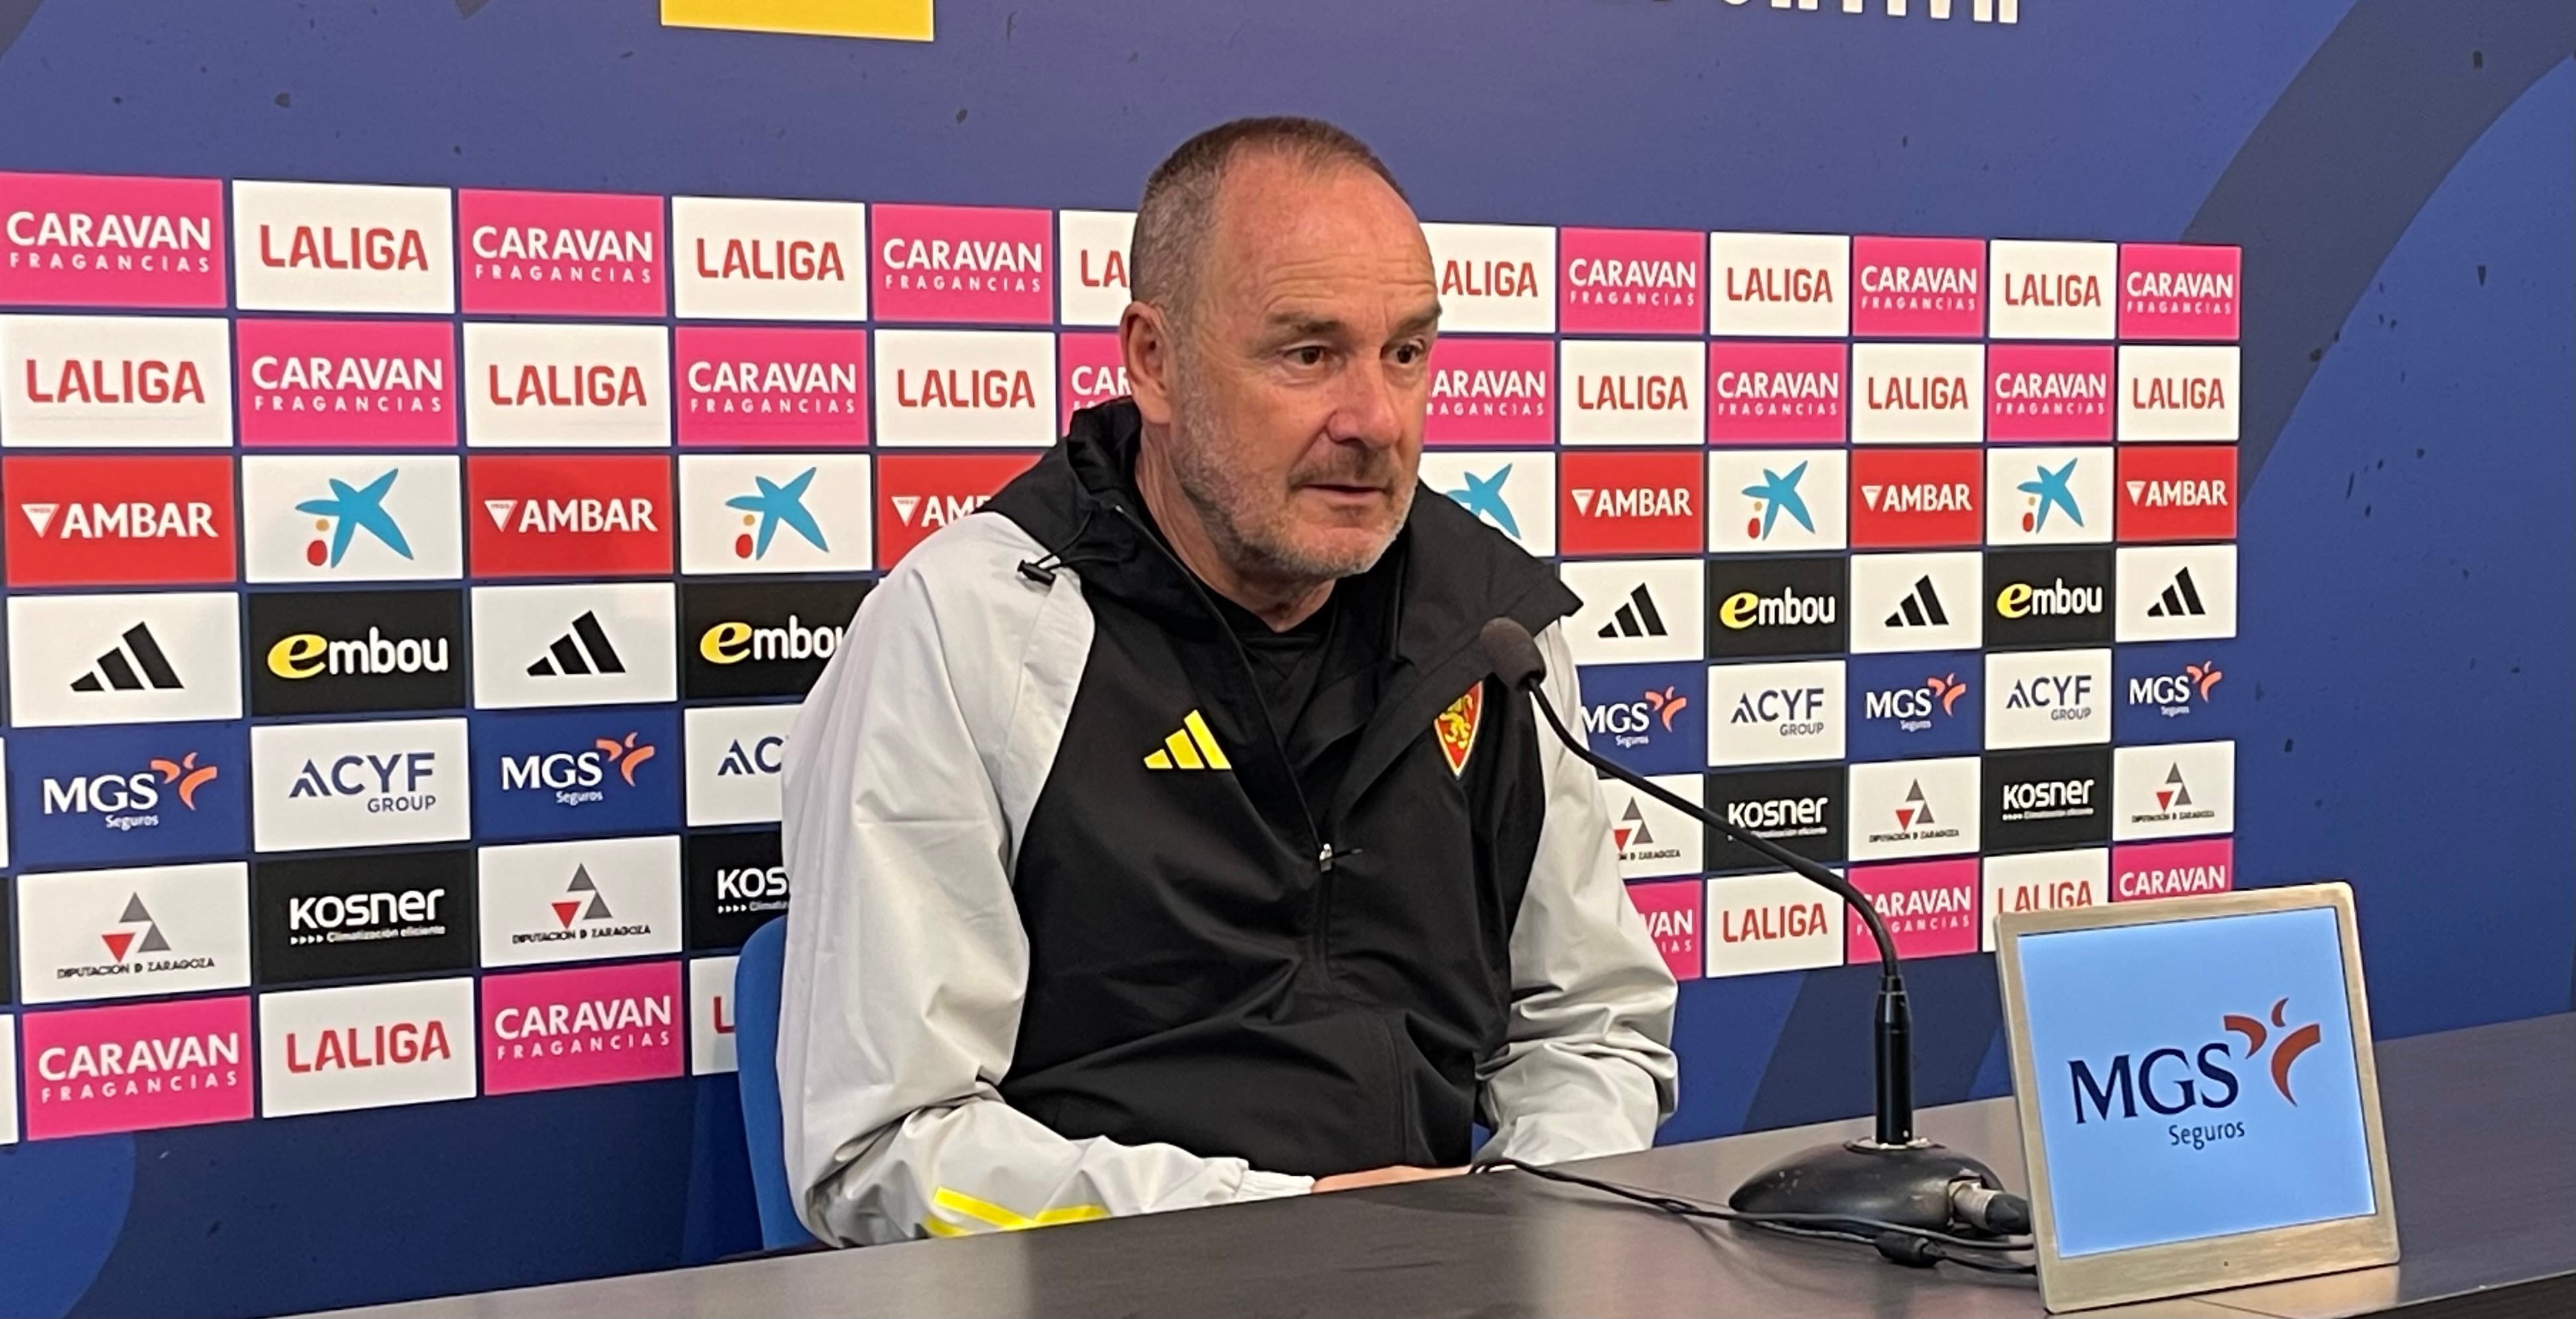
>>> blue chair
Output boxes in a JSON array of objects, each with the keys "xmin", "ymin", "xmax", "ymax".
[{"xmin": 733, "ymin": 916, "xmax": 820, "ymax": 1249}]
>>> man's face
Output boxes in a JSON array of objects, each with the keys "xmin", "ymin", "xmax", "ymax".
[{"xmin": 1139, "ymin": 157, "xmax": 1439, "ymax": 583}]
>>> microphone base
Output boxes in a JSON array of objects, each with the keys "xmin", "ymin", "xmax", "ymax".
[{"xmin": 1728, "ymin": 1139, "xmax": 2002, "ymax": 1234}]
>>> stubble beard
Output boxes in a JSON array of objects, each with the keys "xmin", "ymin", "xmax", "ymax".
[{"xmin": 1162, "ymin": 369, "xmax": 1410, "ymax": 588}]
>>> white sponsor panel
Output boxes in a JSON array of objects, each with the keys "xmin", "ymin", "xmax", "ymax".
[
  {"xmin": 1847, "ymin": 755, "xmax": 1981, "ymax": 861},
  {"xmin": 1607, "ymin": 773, "xmax": 1704, "ymax": 881},
  {"xmin": 2116, "ymin": 543, "xmax": 2239, "ymax": 643},
  {"xmin": 259, "ymin": 977, "xmax": 478, "ymax": 1118},
  {"xmin": 1707, "ymin": 231, "xmax": 1851, "ymax": 338},
  {"xmin": 1558, "ymin": 340, "xmax": 1704, "ymax": 445},
  {"xmin": 1987, "ymin": 239, "xmax": 2116, "ymax": 340},
  {"xmin": 470, "ymin": 582, "xmax": 678, "ymax": 710},
  {"xmin": 871, "ymin": 329, "xmax": 1056, "ymax": 447},
  {"xmin": 691, "ymin": 956, "xmax": 741, "ymax": 1076},
  {"xmin": 2117, "ymin": 344, "xmax": 2239, "ymax": 441},
  {"xmin": 1849, "ymin": 552, "xmax": 1983, "ymax": 655},
  {"xmin": 671, "ymin": 196, "xmax": 868, "ymax": 321},
  {"xmin": 241, "ymin": 456, "xmax": 464, "ymax": 583},
  {"xmin": 462, "ymin": 322, "xmax": 670, "ymax": 448},
  {"xmin": 1563, "ymin": 559, "xmax": 1704, "ymax": 666},
  {"xmin": 678, "ymin": 454, "xmax": 874, "ymax": 575},
  {"xmin": 1850, "ymin": 342, "xmax": 1983, "ymax": 444},
  {"xmin": 7, "ymin": 591, "xmax": 242, "ymax": 727},
  {"xmin": 0, "ymin": 1025, "xmax": 15, "ymax": 1144},
  {"xmin": 1985, "ymin": 446, "xmax": 2113, "ymax": 546},
  {"xmin": 1982, "ymin": 849, "xmax": 2109, "ymax": 951},
  {"xmin": 251, "ymin": 718, "xmax": 471, "ymax": 851},
  {"xmin": 1056, "ymin": 210, "xmax": 1136, "ymax": 326},
  {"xmin": 478, "ymin": 834, "xmax": 684, "ymax": 969},
  {"xmin": 17, "ymin": 861, "xmax": 252, "ymax": 1005},
  {"xmin": 1422, "ymin": 221, "xmax": 1555, "ymax": 334},
  {"xmin": 686, "ymin": 704, "xmax": 794, "ymax": 826},
  {"xmin": 2113, "ymin": 740, "xmax": 2235, "ymax": 842},
  {"xmin": 1, "ymin": 314, "xmax": 233, "ymax": 447},
  {"xmin": 231, "ymin": 181, "xmax": 456, "ymax": 313},
  {"xmin": 1705, "ymin": 869, "xmax": 1846, "ymax": 977},
  {"xmin": 1707, "ymin": 659, "xmax": 1845, "ymax": 767},
  {"xmin": 1985, "ymin": 647, "xmax": 2113, "ymax": 749},
  {"xmin": 1418, "ymin": 450, "xmax": 1556, "ymax": 556},
  {"xmin": 1707, "ymin": 449, "xmax": 1848, "ymax": 554}
]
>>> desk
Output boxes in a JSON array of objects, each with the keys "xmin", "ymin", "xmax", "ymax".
[{"xmin": 324, "ymin": 1014, "xmax": 2572, "ymax": 1318}]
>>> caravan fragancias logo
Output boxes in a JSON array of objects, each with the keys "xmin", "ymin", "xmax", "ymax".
[{"xmin": 2069, "ymin": 997, "xmax": 2325, "ymax": 1147}]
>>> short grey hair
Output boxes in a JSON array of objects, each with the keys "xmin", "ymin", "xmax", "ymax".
[{"xmin": 1129, "ymin": 116, "xmax": 1406, "ymax": 322}]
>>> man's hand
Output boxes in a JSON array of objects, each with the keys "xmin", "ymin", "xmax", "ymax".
[{"xmin": 1310, "ymin": 1164, "xmax": 1470, "ymax": 1193}]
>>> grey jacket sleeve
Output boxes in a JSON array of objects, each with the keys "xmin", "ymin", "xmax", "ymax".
[
  {"xmin": 1475, "ymin": 621, "xmax": 1682, "ymax": 1166},
  {"xmin": 776, "ymin": 515, "xmax": 1311, "ymax": 1247}
]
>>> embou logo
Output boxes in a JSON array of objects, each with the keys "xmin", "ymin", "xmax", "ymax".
[{"xmin": 2069, "ymin": 998, "xmax": 2325, "ymax": 1131}]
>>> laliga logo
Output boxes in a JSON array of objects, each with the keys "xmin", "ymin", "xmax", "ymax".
[{"xmin": 2069, "ymin": 997, "xmax": 2325, "ymax": 1133}]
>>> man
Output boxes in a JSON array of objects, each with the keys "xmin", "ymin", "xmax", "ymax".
[{"xmin": 778, "ymin": 117, "xmax": 1677, "ymax": 1247}]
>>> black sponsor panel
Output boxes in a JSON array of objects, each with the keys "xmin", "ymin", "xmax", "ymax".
[
  {"xmin": 1704, "ymin": 765, "xmax": 1846, "ymax": 871},
  {"xmin": 246, "ymin": 588, "xmax": 467, "ymax": 716},
  {"xmin": 1706, "ymin": 556, "xmax": 1847, "ymax": 659},
  {"xmin": 253, "ymin": 848, "xmax": 477, "ymax": 984},
  {"xmin": 1983, "ymin": 747, "xmax": 2113, "ymax": 851},
  {"xmin": 686, "ymin": 828, "xmax": 788, "ymax": 950},
  {"xmin": 1985, "ymin": 547, "xmax": 2113, "ymax": 649},
  {"xmin": 681, "ymin": 579, "xmax": 870, "ymax": 701}
]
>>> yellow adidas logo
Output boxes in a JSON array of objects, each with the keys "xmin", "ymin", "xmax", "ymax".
[{"xmin": 1142, "ymin": 710, "xmax": 1231, "ymax": 771}]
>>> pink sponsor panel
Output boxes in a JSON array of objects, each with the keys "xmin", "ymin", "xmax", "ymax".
[
  {"xmin": 1057, "ymin": 331, "xmax": 1128, "ymax": 428},
  {"xmin": 2118, "ymin": 243, "xmax": 2241, "ymax": 341},
  {"xmin": 674, "ymin": 326, "xmax": 869, "ymax": 446},
  {"xmin": 1423, "ymin": 336, "xmax": 1555, "ymax": 446},
  {"xmin": 1986, "ymin": 343, "xmax": 2114, "ymax": 442},
  {"xmin": 872, "ymin": 203, "xmax": 1052, "ymax": 325},
  {"xmin": 458, "ymin": 188, "xmax": 665, "ymax": 317},
  {"xmin": 1707, "ymin": 341, "xmax": 1847, "ymax": 444},
  {"xmin": 1625, "ymin": 879, "xmax": 1705, "ymax": 982},
  {"xmin": 2111, "ymin": 837, "xmax": 2235, "ymax": 902},
  {"xmin": 235, "ymin": 317, "xmax": 459, "ymax": 447},
  {"xmin": 21, "ymin": 995, "xmax": 255, "ymax": 1140},
  {"xmin": 0, "ymin": 170, "xmax": 228, "ymax": 308},
  {"xmin": 1558, "ymin": 227, "xmax": 1704, "ymax": 336},
  {"xmin": 1846, "ymin": 858, "xmax": 1981, "ymax": 963},
  {"xmin": 482, "ymin": 960, "xmax": 683, "ymax": 1095},
  {"xmin": 1851, "ymin": 235, "xmax": 1985, "ymax": 339}
]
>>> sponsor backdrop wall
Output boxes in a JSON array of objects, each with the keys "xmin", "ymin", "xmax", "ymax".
[{"xmin": 0, "ymin": 2, "xmax": 2567, "ymax": 1314}]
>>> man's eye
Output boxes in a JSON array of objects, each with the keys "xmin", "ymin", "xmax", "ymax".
[
  {"xmin": 1288, "ymin": 345, "xmax": 1328, "ymax": 367},
  {"xmin": 1390, "ymin": 342, "xmax": 1427, "ymax": 367}
]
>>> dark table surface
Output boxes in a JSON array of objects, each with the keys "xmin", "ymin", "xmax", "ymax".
[{"xmin": 318, "ymin": 1013, "xmax": 2573, "ymax": 1319}]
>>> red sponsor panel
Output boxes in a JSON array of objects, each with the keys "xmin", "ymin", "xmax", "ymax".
[
  {"xmin": 1558, "ymin": 227, "xmax": 1703, "ymax": 336},
  {"xmin": 1986, "ymin": 344, "xmax": 2113, "ymax": 443},
  {"xmin": 872, "ymin": 203, "xmax": 1052, "ymax": 325},
  {"xmin": 1558, "ymin": 450, "xmax": 1701, "ymax": 555},
  {"xmin": 1424, "ymin": 337, "xmax": 1555, "ymax": 446},
  {"xmin": 4, "ymin": 454, "xmax": 237, "ymax": 586},
  {"xmin": 481, "ymin": 960, "xmax": 683, "ymax": 1095},
  {"xmin": 875, "ymin": 452, "xmax": 1040, "ymax": 565},
  {"xmin": 1707, "ymin": 341, "xmax": 1845, "ymax": 444},
  {"xmin": 2118, "ymin": 243, "xmax": 2240, "ymax": 342},
  {"xmin": 2111, "ymin": 837, "xmax": 2234, "ymax": 901},
  {"xmin": 1851, "ymin": 236, "xmax": 1984, "ymax": 338},
  {"xmin": 1058, "ymin": 331, "xmax": 1129, "ymax": 429},
  {"xmin": 674, "ymin": 326, "xmax": 868, "ymax": 447},
  {"xmin": 458, "ymin": 188, "xmax": 664, "ymax": 317},
  {"xmin": 2116, "ymin": 445, "xmax": 2237, "ymax": 542},
  {"xmin": 236, "ymin": 318, "xmax": 458, "ymax": 448},
  {"xmin": 21, "ymin": 995, "xmax": 255, "ymax": 1140},
  {"xmin": 0, "ymin": 171, "xmax": 228, "ymax": 308},
  {"xmin": 1845, "ymin": 859, "xmax": 1979, "ymax": 963},
  {"xmin": 1625, "ymin": 879, "xmax": 1704, "ymax": 981},
  {"xmin": 1849, "ymin": 448, "xmax": 1981, "ymax": 548},
  {"xmin": 466, "ymin": 454, "xmax": 673, "ymax": 578}
]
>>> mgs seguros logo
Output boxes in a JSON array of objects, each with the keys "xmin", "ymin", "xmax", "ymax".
[
  {"xmin": 2062, "ymin": 997, "xmax": 2331, "ymax": 1155},
  {"xmin": 234, "ymin": 317, "xmax": 456, "ymax": 448},
  {"xmin": 1573, "ymin": 659, "xmax": 1704, "ymax": 779},
  {"xmin": 1, "ymin": 312, "xmax": 233, "ymax": 448},
  {"xmin": 458, "ymin": 187, "xmax": 664, "ymax": 318},
  {"xmin": 1847, "ymin": 653, "xmax": 1980, "ymax": 759},
  {"xmin": 247, "ymin": 588, "xmax": 466, "ymax": 717},
  {"xmin": 471, "ymin": 708, "xmax": 681, "ymax": 843},
  {"xmin": 13, "ymin": 722, "xmax": 245, "ymax": 869},
  {"xmin": 675, "ymin": 326, "xmax": 869, "ymax": 448},
  {"xmin": 3, "ymin": 454, "xmax": 237, "ymax": 588},
  {"xmin": 682, "ymin": 578, "xmax": 869, "ymax": 701},
  {"xmin": 253, "ymin": 848, "xmax": 475, "ymax": 985},
  {"xmin": 0, "ymin": 169, "xmax": 227, "ymax": 308},
  {"xmin": 2116, "ymin": 644, "xmax": 2233, "ymax": 744}
]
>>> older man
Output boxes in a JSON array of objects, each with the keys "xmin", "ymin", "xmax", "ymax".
[{"xmin": 778, "ymin": 116, "xmax": 1676, "ymax": 1246}]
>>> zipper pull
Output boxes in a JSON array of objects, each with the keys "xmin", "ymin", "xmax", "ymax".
[{"xmin": 1318, "ymin": 843, "xmax": 1336, "ymax": 873}]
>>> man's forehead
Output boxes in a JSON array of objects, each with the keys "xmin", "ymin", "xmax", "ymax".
[{"xmin": 1203, "ymin": 157, "xmax": 1434, "ymax": 294}]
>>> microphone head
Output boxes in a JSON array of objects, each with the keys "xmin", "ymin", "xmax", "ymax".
[{"xmin": 1478, "ymin": 617, "xmax": 1548, "ymax": 692}]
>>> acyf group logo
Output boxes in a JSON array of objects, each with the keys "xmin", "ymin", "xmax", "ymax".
[{"xmin": 2069, "ymin": 997, "xmax": 2325, "ymax": 1149}]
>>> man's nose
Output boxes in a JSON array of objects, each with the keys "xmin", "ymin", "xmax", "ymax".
[{"xmin": 1325, "ymin": 356, "xmax": 1406, "ymax": 450}]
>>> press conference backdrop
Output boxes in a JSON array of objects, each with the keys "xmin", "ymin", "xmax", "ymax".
[{"xmin": 0, "ymin": 2, "xmax": 2565, "ymax": 1315}]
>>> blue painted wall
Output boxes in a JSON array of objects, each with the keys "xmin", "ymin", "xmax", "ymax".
[{"xmin": 0, "ymin": 1, "xmax": 2567, "ymax": 1313}]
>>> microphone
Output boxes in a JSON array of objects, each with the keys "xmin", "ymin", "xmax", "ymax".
[{"xmin": 1476, "ymin": 618, "xmax": 2010, "ymax": 1239}]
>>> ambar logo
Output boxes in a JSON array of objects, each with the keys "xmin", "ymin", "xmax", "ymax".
[
  {"xmin": 2116, "ymin": 445, "xmax": 2237, "ymax": 542},
  {"xmin": 1560, "ymin": 450, "xmax": 1700, "ymax": 555},
  {"xmin": 1851, "ymin": 448, "xmax": 1980, "ymax": 547},
  {"xmin": 467, "ymin": 455, "xmax": 672, "ymax": 579},
  {"xmin": 877, "ymin": 452, "xmax": 1039, "ymax": 565},
  {"xmin": 0, "ymin": 170, "xmax": 227, "ymax": 308},
  {"xmin": 4, "ymin": 454, "xmax": 237, "ymax": 587}
]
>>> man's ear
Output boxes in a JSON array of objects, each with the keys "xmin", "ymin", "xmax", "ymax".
[{"xmin": 1120, "ymin": 301, "xmax": 1176, "ymax": 426}]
